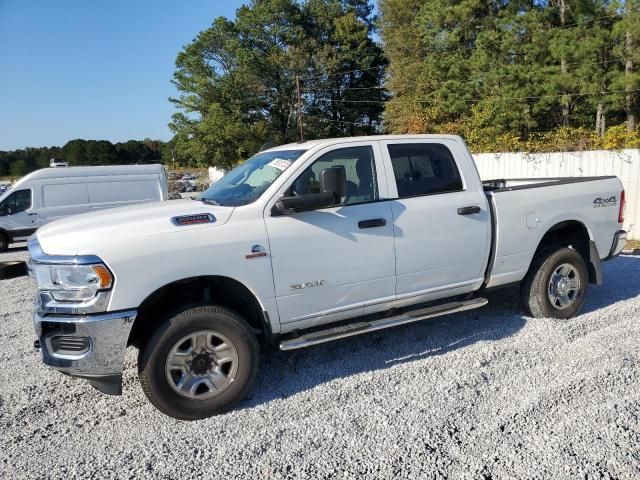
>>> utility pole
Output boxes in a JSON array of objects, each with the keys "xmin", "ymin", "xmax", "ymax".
[
  {"xmin": 295, "ymin": 75, "xmax": 304, "ymax": 141},
  {"xmin": 557, "ymin": 0, "xmax": 570, "ymax": 126}
]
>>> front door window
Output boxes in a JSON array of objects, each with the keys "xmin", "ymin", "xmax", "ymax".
[
  {"xmin": 291, "ymin": 146, "xmax": 378, "ymax": 206},
  {"xmin": 0, "ymin": 189, "xmax": 31, "ymax": 215}
]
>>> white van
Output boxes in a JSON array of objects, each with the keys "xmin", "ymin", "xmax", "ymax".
[{"xmin": 0, "ymin": 164, "xmax": 167, "ymax": 251}]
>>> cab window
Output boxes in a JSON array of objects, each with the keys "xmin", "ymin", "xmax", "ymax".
[
  {"xmin": 388, "ymin": 143, "xmax": 463, "ymax": 198},
  {"xmin": 0, "ymin": 189, "xmax": 32, "ymax": 215},
  {"xmin": 291, "ymin": 146, "xmax": 378, "ymax": 206}
]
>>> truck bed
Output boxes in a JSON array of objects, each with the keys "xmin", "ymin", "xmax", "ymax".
[{"xmin": 482, "ymin": 176, "xmax": 623, "ymax": 289}]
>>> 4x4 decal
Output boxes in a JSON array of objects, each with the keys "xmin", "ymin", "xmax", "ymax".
[{"xmin": 593, "ymin": 196, "xmax": 617, "ymax": 208}]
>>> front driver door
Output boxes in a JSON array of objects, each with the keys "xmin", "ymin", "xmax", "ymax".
[
  {"xmin": 0, "ymin": 189, "xmax": 39, "ymax": 240},
  {"xmin": 264, "ymin": 142, "xmax": 396, "ymax": 329}
]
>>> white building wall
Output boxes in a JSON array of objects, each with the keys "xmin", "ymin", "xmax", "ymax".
[{"xmin": 472, "ymin": 149, "xmax": 640, "ymax": 239}]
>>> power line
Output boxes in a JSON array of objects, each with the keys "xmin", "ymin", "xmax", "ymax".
[
  {"xmin": 307, "ymin": 113, "xmax": 350, "ymax": 136},
  {"xmin": 307, "ymin": 114, "xmax": 373, "ymax": 128},
  {"xmin": 300, "ymin": 65, "xmax": 385, "ymax": 82},
  {"xmin": 310, "ymin": 87, "xmax": 640, "ymax": 105},
  {"xmin": 535, "ymin": 7, "xmax": 640, "ymax": 34},
  {"xmin": 302, "ymin": 57, "xmax": 624, "ymax": 95},
  {"xmin": 302, "ymin": 85, "xmax": 387, "ymax": 92}
]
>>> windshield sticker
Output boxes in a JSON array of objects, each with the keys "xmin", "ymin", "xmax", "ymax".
[{"xmin": 267, "ymin": 158, "xmax": 293, "ymax": 171}]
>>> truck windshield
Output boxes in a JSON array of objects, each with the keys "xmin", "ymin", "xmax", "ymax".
[{"xmin": 199, "ymin": 149, "xmax": 306, "ymax": 206}]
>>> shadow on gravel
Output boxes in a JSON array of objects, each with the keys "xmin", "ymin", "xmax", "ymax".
[
  {"xmin": 581, "ymin": 255, "xmax": 640, "ymax": 314},
  {"xmin": 241, "ymin": 286, "xmax": 526, "ymax": 410},
  {"xmin": 240, "ymin": 255, "xmax": 640, "ymax": 410}
]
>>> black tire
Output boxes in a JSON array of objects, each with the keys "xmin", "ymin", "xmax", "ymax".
[
  {"xmin": 0, "ymin": 234, "xmax": 8, "ymax": 253},
  {"xmin": 521, "ymin": 246, "xmax": 588, "ymax": 319},
  {"xmin": 138, "ymin": 304, "xmax": 259, "ymax": 420},
  {"xmin": 0, "ymin": 261, "xmax": 28, "ymax": 280}
]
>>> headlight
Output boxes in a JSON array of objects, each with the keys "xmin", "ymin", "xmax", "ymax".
[{"xmin": 30, "ymin": 263, "xmax": 113, "ymax": 302}]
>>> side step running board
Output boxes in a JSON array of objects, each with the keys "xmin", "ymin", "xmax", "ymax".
[{"xmin": 279, "ymin": 297, "xmax": 488, "ymax": 351}]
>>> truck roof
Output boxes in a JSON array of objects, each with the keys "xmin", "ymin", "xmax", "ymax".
[{"xmin": 266, "ymin": 134, "xmax": 465, "ymax": 152}]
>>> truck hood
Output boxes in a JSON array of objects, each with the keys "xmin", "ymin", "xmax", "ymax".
[{"xmin": 36, "ymin": 200, "xmax": 234, "ymax": 256}]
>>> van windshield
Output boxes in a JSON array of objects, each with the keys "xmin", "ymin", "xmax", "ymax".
[{"xmin": 199, "ymin": 149, "xmax": 306, "ymax": 206}]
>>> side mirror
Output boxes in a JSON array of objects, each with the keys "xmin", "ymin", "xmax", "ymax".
[
  {"xmin": 275, "ymin": 191, "xmax": 335, "ymax": 214},
  {"xmin": 273, "ymin": 166, "xmax": 347, "ymax": 215},
  {"xmin": 0, "ymin": 206, "xmax": 9, "ymax": 217},
  {"xmin": 320, "ymin": 166, "xmax": 347, "ymax": 203}
]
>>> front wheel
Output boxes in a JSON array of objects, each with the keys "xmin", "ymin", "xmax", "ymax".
[
  {"xmin": 521, "ymin": 246, "xmax": 588, "ymax": 319},
  {"xmin": 138, "ymin": 305, "xmax": 259, "ymax": 420}
]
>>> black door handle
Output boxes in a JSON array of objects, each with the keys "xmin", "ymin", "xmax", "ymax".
[
  {"xmin": 358, "ymin": 218, "xmax": 387, "ymax": 229},
  {"xmin": 457, "ymin": 206, "xmax": 481, "ymax": 215}
]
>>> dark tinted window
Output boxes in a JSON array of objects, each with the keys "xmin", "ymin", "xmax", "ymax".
[
  {"xmin": 0, "ymin": 189, "xmax": 32, "ymax": 215},
  {"xmin": 292, "ymin": 146, "xmax": 378, "ymax": 206},
  {"xmin": 388, "ymin": 143, "xmax": 463, "ymax": 198}
]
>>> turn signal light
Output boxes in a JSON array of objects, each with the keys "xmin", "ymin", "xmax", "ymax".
[{"xmin": 92, "ymin": 265, "xmax": 113, "ymax": 289}]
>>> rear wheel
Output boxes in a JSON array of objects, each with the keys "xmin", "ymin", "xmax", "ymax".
[
  {"xmin": 521, "ymin": 246, "xmax": 588, "ymax": 319},
  {"xmin": 0, "ymin": 234, "xmax": 8, "ymax": 253},
  {"xmin": 138, "ymin": 305, "xmax": 259, "ymax": 420}
]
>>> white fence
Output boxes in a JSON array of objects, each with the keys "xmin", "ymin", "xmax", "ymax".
[{"xmin": 472, "ymin": 149, "xmax": 640, "ymax": 239}]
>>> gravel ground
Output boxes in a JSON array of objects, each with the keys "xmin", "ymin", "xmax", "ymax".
[{"xmin": 1, "ymin": 245, "xmax": 639, "ymax": 479}]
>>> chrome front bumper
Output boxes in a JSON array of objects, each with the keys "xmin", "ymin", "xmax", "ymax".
[{"xmin": 34, "ymin": 309, "xmax": 136, "ymax": 395}]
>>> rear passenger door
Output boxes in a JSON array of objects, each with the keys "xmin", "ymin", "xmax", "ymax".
[{"xmin": 381, "ymin": 139, "xmax": 491, "ymax": 303}]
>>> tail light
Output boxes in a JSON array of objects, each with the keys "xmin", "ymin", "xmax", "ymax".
[{"xmin": 618, "ymin": 190, "xmax": 626, "ymax": 224}]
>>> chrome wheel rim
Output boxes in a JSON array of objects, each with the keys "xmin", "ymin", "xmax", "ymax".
[
  {"xmin": 548, "ymin": 263, "xmax": 581, "ymax": 310},
  {"xmin": 165, "ymin": 330, "xmax": 239, "ymax": 400}
]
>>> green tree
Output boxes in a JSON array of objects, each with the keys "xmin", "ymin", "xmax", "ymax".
[
  {"xmin": 170, "ymin": 0, "xmax": 387, "ymax": 167},
  {"xmin": 612, "ymin": 0, "xmax": 640, "ymax": 131},
  {"xmin": 9, "ymin": 158, "xmax": 29, "ymax": 177},
  {"xmin": 170, "ymin": 0, "xmax": 307, "ymax": 167},
  {"xmin": 302, "ymin": 0, "xmax": 387, "ymax": 136},
  {"xmin": 62, "ymin": 139, "xmax": 90, "ymax": 165},
  {"xmin": 380, "ymin": 0, "xmax": 637, "ymax": 140}
]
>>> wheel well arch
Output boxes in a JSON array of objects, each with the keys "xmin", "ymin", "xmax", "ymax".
[
  {"xmin": 533, "ymin": 220, "xmax": 600, "ymax": 284},
  {"xmin": 128, "ymin": 276, "xmax": 271, "ymax": 349}
]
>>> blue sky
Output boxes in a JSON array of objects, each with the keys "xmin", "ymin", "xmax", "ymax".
[{"xmin": 0, "ymin": 0, "xmax": 248, "ymax": 151}]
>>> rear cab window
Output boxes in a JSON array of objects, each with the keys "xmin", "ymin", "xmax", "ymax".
[{"xmin": 386, "ymin": 143, "xmax": 463, "ymax": 198}]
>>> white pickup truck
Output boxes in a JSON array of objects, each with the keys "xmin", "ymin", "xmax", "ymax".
[{"xmin": 28, "ymin": 135, "xmax": 627, "ymax": 419}]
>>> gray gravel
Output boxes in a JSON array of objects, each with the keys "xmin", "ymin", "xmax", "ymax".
[{"xmin": 1, "ymin": 245, "xmax": 639, "ymax": 479}]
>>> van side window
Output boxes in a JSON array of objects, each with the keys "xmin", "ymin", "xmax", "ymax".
[
  {"xmin": 0, "ymin": 189, "xmax": 32, "ymax": 215},
  {"xmin": 42, "ymin": 184, "xmax": 89, "ymax": 208},
  {"xmin": 291, "ymin": 146, "xmax": 378, "ymax": 206},
  {"xmin": 388, "ymin": 143, "xmax": 463, "ymax": 198}
]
